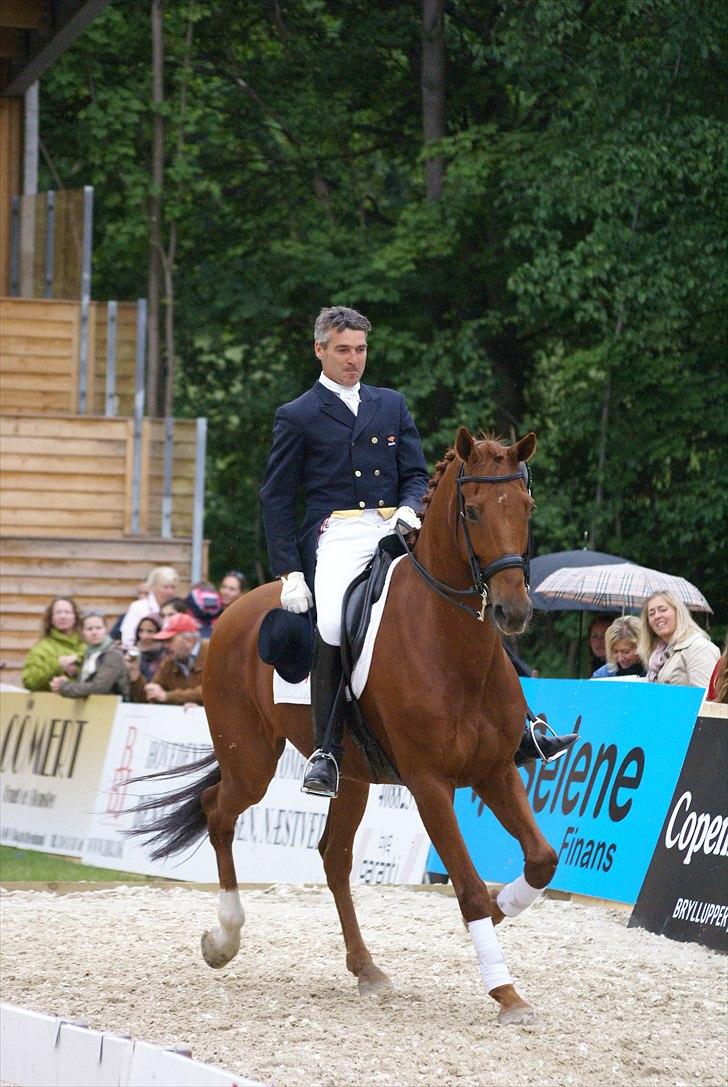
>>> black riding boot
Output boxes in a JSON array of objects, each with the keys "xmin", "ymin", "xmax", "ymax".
[
  {"xmin": 301, "ymin": 634, "xmax": 345, "ymax": 798},
  {"xmin": 514, "ymin": 724, "xmax": 578, "ymax": 768}
]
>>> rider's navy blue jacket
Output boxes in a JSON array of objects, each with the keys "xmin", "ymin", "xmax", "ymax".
[{"xmin": 260, "ymin": 380, "xmax": 429, "ymax": 588}]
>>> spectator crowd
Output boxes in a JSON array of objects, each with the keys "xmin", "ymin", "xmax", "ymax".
[
  {"xmin": 18, "ymin": 573, "xmax": 726, "ymax": 705},
  {"xmin": 20, "ymin": 566, "xmax": 249, "ymax": 705}
]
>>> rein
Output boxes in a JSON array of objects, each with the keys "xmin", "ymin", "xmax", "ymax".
[{"xmin": 395, "ymin": 462, "xmax": 533, "ymax": 624}]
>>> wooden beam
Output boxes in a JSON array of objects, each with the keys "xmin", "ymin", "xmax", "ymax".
[
  {"xmin": 2, "ymin": 1, "xmax": 111, "ymax": 95},
  {"xmin": 0, "ymin": 3, "xmax": 46, "ymax": 32},
  {"xmin": 0, "ymin": 98, "xmax": 22, "ymax": 296},
  {"xmin": 0, "ymin": 30, "xmax": 23, "ymax": 59}
]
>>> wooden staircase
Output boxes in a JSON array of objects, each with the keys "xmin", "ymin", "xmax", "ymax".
[
  {"xmin": 0, "ymin": 296, "xmax": 208, "ymax": 687},
  {"xmin": 0, "ymin": 536, "xmax": 206, "ymax": 683}
]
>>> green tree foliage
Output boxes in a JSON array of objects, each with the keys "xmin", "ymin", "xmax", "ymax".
[{"xmin": 39, "ymin": 0, "xmax": 727, "ymax": 630}]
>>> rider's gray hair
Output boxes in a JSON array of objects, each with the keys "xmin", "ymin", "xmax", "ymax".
[{"xmin": 314, "ymin": 306, "xmax": 371, "ymax": 345}]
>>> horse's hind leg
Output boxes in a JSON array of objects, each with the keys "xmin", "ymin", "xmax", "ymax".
[
  {"xmin": 200, "ymin": 736, "xmax": 283, "ymax": 969},
  {"xmin": 319, "ymin": 778, "xmax": 393, "ymax": 996},
  {"xmin": 474, "ymin": 763, "xmax": 558, "ymax": 927}
]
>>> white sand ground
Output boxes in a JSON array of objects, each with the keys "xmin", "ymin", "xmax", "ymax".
[{"xmin": 1, "ymin": 884, "xmax": 726, "ymax": 1086}]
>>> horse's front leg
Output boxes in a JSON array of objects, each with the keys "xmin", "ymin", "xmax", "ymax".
[
  {"xmin": 474, "ymin": 762, "xmax": 558, "ymax": 926},
  {"xmin": 319, "ymin": 777, "xmax": 393, "ymax": 996},
  {"xmin": 408, "ymin": 775, "xmax": 535, "ymax": 1026}
]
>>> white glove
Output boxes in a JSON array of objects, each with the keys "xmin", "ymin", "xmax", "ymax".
[
  {"xmin": 280, "ymin": 571, "xmax": 313, "ymax": 614},
  {"xmin": 392, "ymin": 505, "xmax": 421, "ymax": 531}
]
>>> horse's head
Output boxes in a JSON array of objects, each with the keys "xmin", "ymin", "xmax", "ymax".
[{"xmin": 454, "ymin": 428, "xmax": 536, "ymax": 636}]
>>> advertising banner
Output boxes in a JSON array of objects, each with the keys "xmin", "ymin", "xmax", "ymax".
[
  {"xmin": 82, "ymin": 702, "xmax": 430, "ymax": 884},
  {"xmin": 427, "ymin": 679, "xmax": 705, "ymax": 903},
  {"xmin": 0, "ymin": 691, "xmax": 118, "ymax": 856},
  {"xmin": 629, "ymin": 701, "xmax": 727, "ymax": 952}
]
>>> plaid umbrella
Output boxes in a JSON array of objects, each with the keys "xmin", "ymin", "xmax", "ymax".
[
  {"xmin": 536, "ymin": 563, "xmax": 712, "ymax": 613},
  {"xmin": 529, "ymin": 548, "xmax": 629, "ymax": 612}
]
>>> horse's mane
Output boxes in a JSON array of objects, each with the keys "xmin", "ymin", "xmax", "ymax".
[
  {"xmin": 420, "ymin": 449, "xmax": 457, "ymax": 520},
  {"xmin": 420, "ymin": 433, "xmax": 506, "ymax": 523}
]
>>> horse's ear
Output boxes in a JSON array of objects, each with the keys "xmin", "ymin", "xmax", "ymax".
[
  {"xmin": 455, "ymin": 427, "xmax": 475, "ymax": 463},
  {"xmin": 514, "ymin": 432, "xmax": 537, "ymax": 462}
]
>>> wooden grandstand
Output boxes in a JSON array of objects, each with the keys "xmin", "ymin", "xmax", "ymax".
[
  {"xmin": 1, "ymin": 13, "xmax": 210, "ymax": 687},
  {"xmin": 0, "ymin": 296, "xmax": 208, "ymax": 685}
]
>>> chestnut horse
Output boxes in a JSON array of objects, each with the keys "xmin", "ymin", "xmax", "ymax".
[{"xmin": 134, "ymin": 429, "xmax": 557, "ymax": 1026}]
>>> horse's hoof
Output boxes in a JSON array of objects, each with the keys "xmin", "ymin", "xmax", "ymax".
[
  {"xmin": 200, "ymin": 928, "xmax": 239, "ymax": 969},
  {"xmin": 497, "ymin": 1001, "xmax": 536, "ymax": 1027},
  {"xmin": 357, "ymin": 969, "xmax": 394, "ymax": 997}
]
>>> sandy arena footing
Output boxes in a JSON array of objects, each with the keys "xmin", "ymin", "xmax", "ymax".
[{"xmin": 1, "ymin": 884, "xmax": 725, "ymax": 1086}]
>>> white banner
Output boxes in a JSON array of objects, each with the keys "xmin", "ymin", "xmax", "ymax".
[
  {"xmin": 0, "ymin": 692, "xmax": 119, "ymax": 857},
  {"xmin": 82, "ymin": 702, "xmax": 430, "ymax": 885}
]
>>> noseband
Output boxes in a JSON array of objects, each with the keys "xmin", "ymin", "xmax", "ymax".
[{"xmin": 396, "ymin": 461, "xmax": 533, "ymax": 623}]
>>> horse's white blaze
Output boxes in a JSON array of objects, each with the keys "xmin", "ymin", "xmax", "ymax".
[
  {"xmin": 496, "ymin": 874, "xmax": 543, "ymax": 918},
  {"xmin": 468, "ymin": 916, "xmax": 512, "ymax": 993}
]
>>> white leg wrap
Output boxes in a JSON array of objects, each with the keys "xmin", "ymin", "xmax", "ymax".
[
  {"xmin": 468, "ymin": 917, "xmax": 512, "ymax": 993},
  {"xmin": 219, "ymin": 889, "xmax": 245, "ymax": 931},
  {"xmin": 496, "ymin": 874, "xmax": 543, "ymax": 919},
  {"xmin": 206, "ymin": 889, "xmax": 245, "ymax": 959}
]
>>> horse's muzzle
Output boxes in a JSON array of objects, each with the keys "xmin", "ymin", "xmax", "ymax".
[{"xmin": 491, "ymin": 599, "xmax": 533, "ymax": 636}]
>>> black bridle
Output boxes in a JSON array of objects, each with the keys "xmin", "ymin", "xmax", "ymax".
[{"xmin": 395, "ymin": 461, "xmax": 533, "ymax": 623}]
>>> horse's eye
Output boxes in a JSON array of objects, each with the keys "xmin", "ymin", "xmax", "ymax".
[{"xmin": 464, "ymin": 505, "xmax": 480, "ymax": 523}]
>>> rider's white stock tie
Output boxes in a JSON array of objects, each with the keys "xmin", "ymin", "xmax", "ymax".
[
  {"xmin": 496, "ymin": 874, "xmax": 543, "ymax": 918},
  {"xmin": 468, "ymin": 916, "xmax": 512, "ymax": 993},
  {"xmin": 340, "ymin": 389, "xmax": 360, "ymax": 415}
]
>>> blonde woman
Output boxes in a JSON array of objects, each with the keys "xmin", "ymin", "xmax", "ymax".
[
  {"xmin": 119, "ymin": 566, "xmax": 180, "ymax": 650},
  {"xmin": 639, "ymin": 592, "xmax": 719, "ymax": 688},
  {"xmin": 591, "ymin": 616, "xmax": 645, "ymax": 678}
]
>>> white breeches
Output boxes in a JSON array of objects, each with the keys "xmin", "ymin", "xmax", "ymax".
[{"xmin": 314, "ymin": 511, "xmax": 396, "ymax": 646}]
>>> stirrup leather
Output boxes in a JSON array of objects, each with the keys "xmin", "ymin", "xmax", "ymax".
[
  {"xmin": 301, "ymin": 749, "xmax": 340, "ymax": 798},
  {"xmin": 527, "ymin": 716, "xmax": 569, "ymax": 763}
]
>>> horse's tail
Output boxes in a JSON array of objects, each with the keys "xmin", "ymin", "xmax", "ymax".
[{"xmin": 125, "ymin": 750, "xmax": 221, "ymax": 862}]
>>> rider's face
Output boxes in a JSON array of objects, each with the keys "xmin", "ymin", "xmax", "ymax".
[{"xmin": 315, "ymin": 328, "xmax": 367, "ymax": 388}]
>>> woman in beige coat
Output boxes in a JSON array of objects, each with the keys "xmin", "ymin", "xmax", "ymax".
[{"xmin": 638, "ymin": 591, "xmax": 719, "ymax": 688}]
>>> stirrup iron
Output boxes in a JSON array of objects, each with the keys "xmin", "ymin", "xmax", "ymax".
[
  {"xmin": 301, "ymin": 749, "xmax": 340, "ymax": 798},
  {"xmin": 527, "ymin": 716, "xmax": 568, "ymax": 763}
]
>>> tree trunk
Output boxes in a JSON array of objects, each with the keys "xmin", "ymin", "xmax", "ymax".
[
  {"xmin": 161, "ymin": 222, "xmax": 176, "ymax": 418},
  {"xmin": 590, "ymin": 368, "xmax": 612, "ymax": 548},
  {"xmin": 421, "ymin": 0, "xmax": 445, "ymax": 200},
  {"xmin": 147, "ymin": 0, "xmax": 165, "ymax": 416},
  {"xmin": 591, "ymin": 48, "xmax": 682, "ymax": 545},
  {"xmin": 160, "ymin": 5, "xmax": 194, "ymax": 419}
]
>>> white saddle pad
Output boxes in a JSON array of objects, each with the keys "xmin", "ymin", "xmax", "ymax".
[{"xmin": 273, "ymin": 555, "xmax": 405, "ymax": 704}]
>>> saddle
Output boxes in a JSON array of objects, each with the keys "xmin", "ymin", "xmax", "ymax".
[
  {"xmin": 258, "ymin": 533, "xmax": 406, "ymax": 782},
  {"xmin": 340, "ymin": 532, "xmax": 407, "ymax": 682},
  {"xmin": 258, "ymin": 532, "xmax": 406, "ymax": 685}
]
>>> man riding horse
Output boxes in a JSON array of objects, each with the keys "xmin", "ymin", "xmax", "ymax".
[{"xmin": 260, "ymin": 306, "xmax": 574, "ymax": 797}]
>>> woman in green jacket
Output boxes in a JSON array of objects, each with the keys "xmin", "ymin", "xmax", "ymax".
[{"xmin": 21, "ymin": 598, "xmax": 85, "ymax": 691}]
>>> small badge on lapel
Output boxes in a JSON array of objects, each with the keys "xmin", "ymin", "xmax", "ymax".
[{"xmin": 387, "ymin": 435, "xmax": 396, "ymax": 447}]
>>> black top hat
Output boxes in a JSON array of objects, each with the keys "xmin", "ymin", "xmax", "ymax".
[{"xmin": 258, "ymin": 608, "xmax": 314, "ymax": 684}]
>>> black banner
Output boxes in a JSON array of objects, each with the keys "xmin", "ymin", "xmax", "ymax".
[{"xmin": 629, "ymin": 706, "xmax": 728, "ymax": 953}]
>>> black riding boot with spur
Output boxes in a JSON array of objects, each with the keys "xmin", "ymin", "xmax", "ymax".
[
  {"xmin": 514, "ymin": 724, "xmax": 578, "ymax": 767},
  {"xmin": 301, "ymin": 634, "xmax": 345, "ymax": 798}
]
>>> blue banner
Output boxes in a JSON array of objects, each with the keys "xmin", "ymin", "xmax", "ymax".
[{"xmin": 427, "ymin": 679, "xmax": 704, "ymax": 903}]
